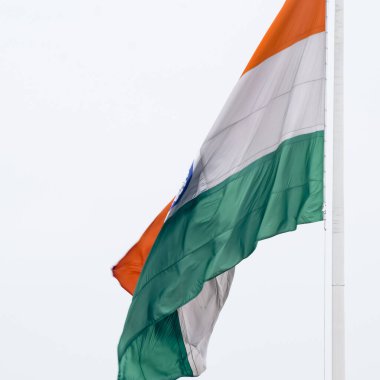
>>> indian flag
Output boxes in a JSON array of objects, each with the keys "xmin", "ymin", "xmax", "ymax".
[{"xmin": 113, "ymin": 0, "xmax": 326, "ymax": 378}]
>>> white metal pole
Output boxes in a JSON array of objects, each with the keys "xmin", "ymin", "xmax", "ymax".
[
  {"xmin": 324, "ymin": 1, "xmax": 334, "ymax": 379},
  {"xmin": 332, "ymin": 0, "xmax": 345, "ymax": 379}
]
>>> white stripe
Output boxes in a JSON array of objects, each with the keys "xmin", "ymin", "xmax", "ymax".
[
  {"xmin": 178, "ymin": 268, "xmax": 235, "ymax": 375},
  {"xmin": 175, "ymin": 32, "xmax": 326, "ymax": 375},
  {"xmin": 170, "ymin": 32, "xmax": 325, "ymax": 216}
]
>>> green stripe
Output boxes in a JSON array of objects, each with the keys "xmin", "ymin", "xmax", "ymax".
[
  {"xmin": 118, "ymin": 131, "xmax": 324, "ymax": 379},
  {"xmin": 118, "ymin": 310, "xmax": 192, "ymax": 380}
]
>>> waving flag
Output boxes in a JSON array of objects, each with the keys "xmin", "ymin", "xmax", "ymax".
[{"xmin": 113, "ymin": 0, "xmax": 326, "ymax": 378}]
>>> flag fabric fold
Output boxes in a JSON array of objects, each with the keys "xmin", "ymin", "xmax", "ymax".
[{"xmin": 113, "ymin": 0, "xmax": 326, "ymax": 378}]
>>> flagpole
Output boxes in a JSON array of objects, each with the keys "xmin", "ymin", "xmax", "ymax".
[{"xmin": 332, "ymin": 0, "xmax": 345, "ymax": 379}]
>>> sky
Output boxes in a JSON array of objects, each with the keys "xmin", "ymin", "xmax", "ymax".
[{"xmin": 0, "ymin": 0, "xmax": 379, "ymax": 379}]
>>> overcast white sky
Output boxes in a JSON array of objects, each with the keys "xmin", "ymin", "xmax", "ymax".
[{"xmin": 0, "ymin": 0, "xmax": 379, "ymax": 379}]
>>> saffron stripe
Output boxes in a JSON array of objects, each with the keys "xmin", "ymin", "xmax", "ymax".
[{"xmin": 242, "ymin": 0, "xmax": 325, "ymax": 75}]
